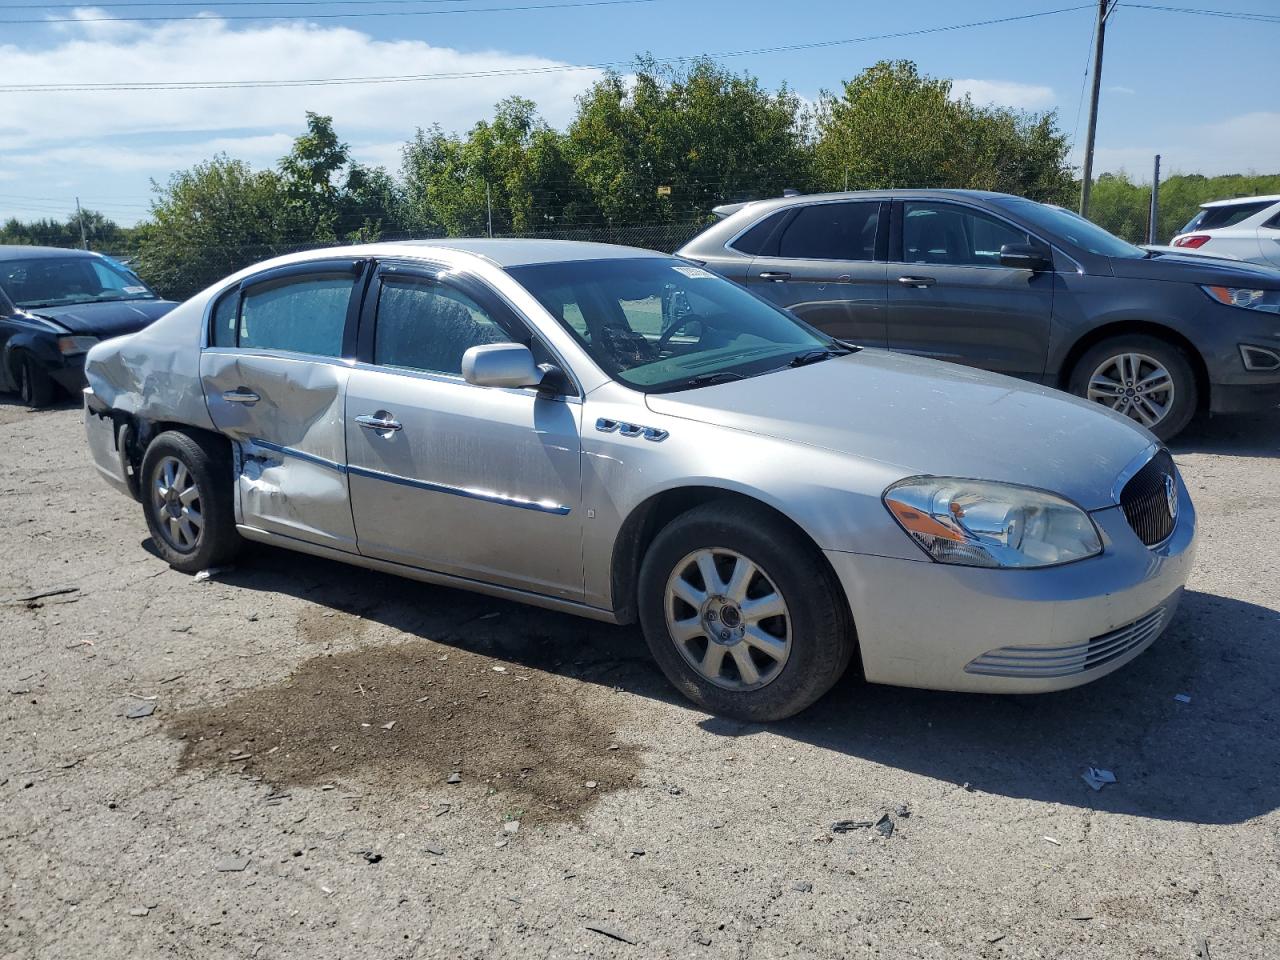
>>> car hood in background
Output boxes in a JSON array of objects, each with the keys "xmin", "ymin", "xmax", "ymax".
[
  {"xmin": 645, "ymin": 350, "xmax": 1153, "ymax": 511},
  {"xmin": 27, "ymin": 298, "xmax": 177, "ymax": 337},
  {"xmin": 1109, "ymin": 251, "xmax": 1280, "ymax": 286}
]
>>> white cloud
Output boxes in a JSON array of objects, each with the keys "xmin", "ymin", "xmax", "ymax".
[
  {"xmin": 1082, "ymin": 112, "xmax": 1280, "ymax": 180},
  {"xmin": 950, "ymin": 79, "xmax": 1055, "ymax": 110},
  {"xmin": 1106, "ymin": 85, "xmax": 1136, "ymax": 95},
  {"xmin": 0, "ymin": 15, "xmax": 603, "ymax": 222}
]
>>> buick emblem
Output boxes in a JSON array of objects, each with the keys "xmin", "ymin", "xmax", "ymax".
[{"xmin": 1163, "ymin": 473, "xmax": 1178, "ymax": 522}]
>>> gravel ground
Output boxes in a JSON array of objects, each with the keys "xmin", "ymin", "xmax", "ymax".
[{"xmin": 2, "ymin": 398, "xmax": 1278, "ymax": 959}]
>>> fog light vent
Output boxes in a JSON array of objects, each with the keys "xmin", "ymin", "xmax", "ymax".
[{"xmin": 1240, "ymin": 344, "xmax": 1280, "ymax": 371}]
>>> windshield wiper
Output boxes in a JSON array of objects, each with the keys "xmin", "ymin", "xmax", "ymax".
[
  {"xmin": 787, "ymin": 348, "xmax": 848, "ymax": 368},
  {"xmin": 678, "ymin": 371, "xmax": 747, "ymax": 389}
]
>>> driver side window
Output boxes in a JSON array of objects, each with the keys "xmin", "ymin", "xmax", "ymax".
[{"xmin": 903, "ymin": 202, "xmax": 1031, "ymax": 267}]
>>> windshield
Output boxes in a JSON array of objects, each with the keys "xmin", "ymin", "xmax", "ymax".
[
  {"xmin": 998, "ymin": 199, "xmax": 1148, "ymax": 259},
  {"xmin": 0, "ymin": 255, "xmax": 157, "ymax": 309},
  {"xmin": 508, "ymin": 257, "xmax": 842, "ymax": 391}
]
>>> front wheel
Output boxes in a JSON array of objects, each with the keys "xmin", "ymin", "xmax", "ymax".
[
  {"xmin": 140, "ymin": 430, "xmax": 242, "ymax": 573},
  {"xmin": 638, "ymin": 500, "xmax": 855, "ymax": 721},
  {"xmin": 16, "ymin": 354, "xmax": 56, "ymax": 409},
  {"xmin": 1069, "ymin": 335, "xmax": 1198, "ymax": 442}
]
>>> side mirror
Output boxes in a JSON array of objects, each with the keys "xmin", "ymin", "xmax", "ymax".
[
  {"xmin": 999, "ymin": 242, "xmax": 1053, "ymax": 272},
  {"xmin": 461, "ymin": 343, "xmax": 544, "ymax": 389}
]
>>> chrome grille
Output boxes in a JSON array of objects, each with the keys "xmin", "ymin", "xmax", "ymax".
[
  {"xmin": 965, "ymin": 607, "xmax": 1167, "ymax": 678},
  {"xmin": 1120, "ymin": 449, "xmax": 1177, "ymax": 546}
]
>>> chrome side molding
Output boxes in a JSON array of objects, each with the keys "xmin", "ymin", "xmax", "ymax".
[{"xmin": 596, "ymin": 418, "xmax": 668, "ymax": 442}]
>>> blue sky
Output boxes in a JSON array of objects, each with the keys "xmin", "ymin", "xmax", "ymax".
[{"xmin": 0, "ymin": 0, "xmax": 1276, "ymax": 226}]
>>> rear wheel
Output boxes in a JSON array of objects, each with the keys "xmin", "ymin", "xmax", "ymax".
[
  {"xmin": 1069, "ymin": 334, "xmax": 1197, "ymax": 441},
  {"xmin": 638, "ymin": 500, "xmax": 855, "ymax": 721},
  {"xmin": 141, "ymin": 430, "xmax": 242, "ymax": 573},
  {"xmin": 16, "ymin": 354, "xmax": 56, "ymax": 409}
]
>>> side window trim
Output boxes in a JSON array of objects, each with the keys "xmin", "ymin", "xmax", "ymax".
[
  {"xmin": 358, "ymin": 260, "xmax": 581, "ymax": 398},
  {"xmin": 891, "ymin": 198, "xmax": 1061, "ymax": 271}
]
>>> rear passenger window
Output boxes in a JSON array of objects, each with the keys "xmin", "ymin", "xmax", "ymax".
[
  {"xmin": 778, "ymin": 202, "xmax": 880, "ymax": 260},
  {"xmin": 728, "ymin": 210, "xmax": 788, "ymax": 255},
  {"xmin": 238, "ymin": 275, "xmax": 352, "ymax": 357},
  {"xmin": 210, "ymin": 289, "xmax": 238, "ymax": 347},
  {"xmin": 374, "ymin": 279, "xmax": 511, "ymax": 376}
]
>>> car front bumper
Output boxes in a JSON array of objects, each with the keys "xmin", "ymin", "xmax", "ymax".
[
  {"xmin": 47, "ymin": 353, "xmax": 88, "ymax": 393},
  {"xmin": 826, "ymin": 482, "xmax": 1197, "ymax": 694}
]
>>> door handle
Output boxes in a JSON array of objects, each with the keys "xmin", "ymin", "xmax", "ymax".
[
  {"xmin": 222, "ymin": 388, "xmax": 260, "ymax": 404},
  {"xmin": 758, "ymin": 271, "xmax": 791, "ymax": 281},
  {"xmin": 897, "ymin": 275, "xmax": 936, "ymax": 288},
  {"xmin": 355, "ymin": 414, "xmax": 402, "ymax": 433}
]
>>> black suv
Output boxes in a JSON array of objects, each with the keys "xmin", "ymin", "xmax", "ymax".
[{"xmin": 679, "ymin": 189, "xmax": 1280, "ymax": 440}]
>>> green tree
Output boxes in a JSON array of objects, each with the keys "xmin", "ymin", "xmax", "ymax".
[
  {"xmin": 814, "ymin": 60, "xmax": 1073, "ymax": 203},
  {"xmin": 566, "ymin": 57, "xmax": 812, "ymax": 224},
  {"xmin": 0, "ymin": 210, "xmax": 125, "ymax": 250}
]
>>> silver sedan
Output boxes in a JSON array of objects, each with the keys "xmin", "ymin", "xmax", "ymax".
[{"xmin": 83, "ymin": 240, "xmax": 1196, "ymax": 720}]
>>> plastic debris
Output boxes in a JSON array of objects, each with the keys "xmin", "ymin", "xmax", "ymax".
[
  {"xmin": 357, "ymin": 850, "xmax": 382, "ymax": 864},
  {"xmin": 1044, "ymin": 836, "xmax": 1061, "ymax": 845},
  {"xmin": 874, "ymin": 814, "xmax": 895, "ymax": 838},
  {"xmin": 831, "ymin": 820, "xmax": 874, "ymax": 833},
  {"xmin": 193, "ymin": 567, "xmax": 233, "ymax": 582},
  {"xmin": 1081, "ymin": 767, "xmax": 1117, "ymax": 791},
  {"xmin": 790, "ymin": 881, "xmax": 813, "ymax": 893},
  {"xmin": 586, "ymin": 925, "xmax": 637, "ymax": 945},
  {"xmin": 1174, "ymin": 693, "xmax": 1192, "ymax": 703},
  {"xmin": 503, "ymin": 820, "xmax": 520, "ymax": 834},
  {"xmin": 126, "ymin": 702, "xmax": 156, "ymax": 720}
]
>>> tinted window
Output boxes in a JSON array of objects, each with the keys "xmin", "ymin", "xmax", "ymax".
[
  {"xmin": 374, "ymin": 279, "xmax": 511, "ymax": 376},
  {"xmin": 1266, "ymin": 211, "xmax": 1280, "ymax": 230},
  {"xmin": 1188, "ymin": 200, "xmax": 1273, "ymax": 232},
  {"xmin": 903, "ymin": 202, "xmax": 1031, "ymax": 266},
  {"xmin": 999, "ymin": 199, "xmax": 1146, "ymax": 259},
  {"xmin": 0, "ymin": 255, "xmax": 156, "ymax": 309},
  {"xmin": 778, "ymin": 202, "xmax": 880, "ymax": 260},
  {"xmin": 211, "ymin": 289, "xmax": 238, "ymax": 347},
  {"xmin": 239, "ymin": 275, "xmax": 352, "ymax": 357},
  {"xmin": 728, "ymin": 210, "xmax": 788, "ymax": 255}
]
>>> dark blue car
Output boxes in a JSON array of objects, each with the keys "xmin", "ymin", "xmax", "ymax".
[{"xmin": 0, "ymin": 246, "xmax": 176, "ymax": 407}]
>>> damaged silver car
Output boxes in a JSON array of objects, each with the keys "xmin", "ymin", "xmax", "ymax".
[{"xmin": 83, "ymin": 240, "xmax": 1196, "ymax": 720}]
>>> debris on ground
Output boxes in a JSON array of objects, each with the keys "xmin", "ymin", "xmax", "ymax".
[
  {"xmin": 831, "ymin": 820, "xmax": 874, "ymax": 833},
  {"xmin": 503, "ymin": 820, "xmax": 520, "ymax": 835},
  {"xmin": 1174, "ymin": 693, "xmax": 1192, "ymax": 703},
  {"xmin": 9, "ymin": 684, "xmax": 32, "ymax": 695},
  {"xmin": 1044, "ymin": 836, "xmax": 1061, "ymax": 845},
  {"xmin": 3, "ymin": 586, "xmax": 79, "ymax": 605},
  {"xmin": 875, "ymin": 814, "xmax": 895, "ymax": 838},
  {"xmin": 214, "ymin": 857, "xmax": 250, "ymax": 872},
  {"xmin": 691, "ymin": 929, "xmax": 712, "ymax": 946},
  {"xmin": 446, "ymin": 772, "xmax": 462, "ymax": 784},
  {"xmin": 790, "ymin": 881, "xmax": 813, "ymax": 893},
  {"xmin": 1082, "ymin": 767, "xmax": 1117, "ymax": 791},
  {"xmin": 128, "ymin": 907, "xmax": 149, "ymax": 917},
  {"xmin": 585, "ymin": 780, "xmax": 598, "ymax": 789},
  {"xmin": 125, "ymin": 702, "xmax": 156, "ymax": 719},
  {"xmin": 424, "ymin": 845, "xmax": 444, "ymax": 856},
  {"xmin": 380, "ymin": 721, "xmax": 396, "ymax": 730},
  {"xmin": 628, "ymin": 847, "xmax": 645, "ymax": 858},
  {"xmin": 894, "ymin": 803, "xmax": 911, "ymax": 818},
  {"xmin": 356, "ymin": 850, "xmax": 382, "ymax": 864},
  {"xmin": 585, "ymin": 925, "xmax": 637, "ymax": 945},
  {"xmin": 193, "ymin": 567, "xmax": 233, "ymax": 582}
]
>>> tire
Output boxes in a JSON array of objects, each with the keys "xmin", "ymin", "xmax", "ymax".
[
  {"xmin": 1069, "ymin": 334, "xmax": 1198, "ymax": 442},
  {"xmin": 140, "ymin": 430, "xmax": 242, "ymax": 573},
  {"xmin": 637, "ymin": 500, "xmax": 855, "ymax": 722},
  {"xmin": 16, "ymin": 353, "xmax": 56, "ymax": 409}
]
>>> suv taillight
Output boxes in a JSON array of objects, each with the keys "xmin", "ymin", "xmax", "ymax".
[{"xmin": 1174, "ymin": 235, "xmax": 1211, "ymax": 249}]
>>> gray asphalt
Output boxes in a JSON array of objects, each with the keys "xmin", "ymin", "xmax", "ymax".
[{"xmin": 2, "ymin": 400, "xmax": 1277, "ymax": 959}]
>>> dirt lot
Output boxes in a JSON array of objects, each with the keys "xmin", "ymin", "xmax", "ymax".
[{"xmin": 2, "ymin": 398, "xmax": 1278, "ymax": 959}]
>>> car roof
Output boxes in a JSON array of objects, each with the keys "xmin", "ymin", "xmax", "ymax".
[
  {"xmin": 387, "ymin": 238, "xmax": 672, "ymax": 268},
  {"xmin": 711, "ymin": 188, "xmax": 1021, "ymax": 218},
  {"xmin": 1201, "ymin": 195, "xmax": 1280, "ymax": 208},
  {"xmin": 0, "ymin": 245, "xmax": 105, "ymax": 260}
]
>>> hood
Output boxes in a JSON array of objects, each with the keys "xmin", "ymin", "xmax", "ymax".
[
  {"xmin": 1109, "ymin": 251, "xmax": 1280, "ymax": 287},
  {"xmin": 27, "ymin": 298, "xmax": 177, "ymax": 336},
  {"xmin": 645, "ymin": 350, "xmax": 1155, "ymax": 511}
]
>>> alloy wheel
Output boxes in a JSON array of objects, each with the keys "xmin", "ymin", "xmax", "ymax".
[
  {"xmin": 151, "ymin": 456, "xmax": 204, "ymax": 553},
  {"xmin": 1087, "ymin": 352, "xmax": 1175, "ymax": 429},
  {"xmin": 664, "ymin": 547, "xmax": 791, "ymax": 691}
]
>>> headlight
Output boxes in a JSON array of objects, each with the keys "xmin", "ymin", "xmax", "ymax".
[
  {"xmin": 57, "ymin": 335, "xmax": 99, "ymax": 356},
  {"xmin": 883, "ymin": 477, "xmax": 1102, "ymax": 569},
  {"xmin": 1201, "ymin": 285, "xmax": 1280, "ymax": 314}
]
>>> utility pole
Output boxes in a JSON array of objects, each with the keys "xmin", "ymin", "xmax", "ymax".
[
  {"xmin": 485, "ymin": 181, "xmax": 493, "ymax": 238},
  {"xmin": 75, "ymin": 196, "xmax": 88, "ymax": 250},
  {"xmin": 1148, "ymin": 154, "xmax": 1161, "ymax": 244},
  {"xmin": 1079, "ymin": 0, "xmax": 1115, "ymax": 218}
]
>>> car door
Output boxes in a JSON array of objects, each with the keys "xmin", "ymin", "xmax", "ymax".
[
  {"xmin": 742, "ymin": 200, "xmax": 889, "ymax": 347},
  {"xmin": 345, "ymin": 262, "xmax": 585, "ymax": 600},
  {"xmin": 884, "ymin": 199, "xmax": 1054, "ymax": 380},
  {"xmin": 200, "ymin": 258, "xmax": 366, "ymax": 552}
]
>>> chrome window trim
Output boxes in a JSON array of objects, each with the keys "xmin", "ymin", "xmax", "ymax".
[
  {"xmin": 348, "ymin": 358, "xmax": 582, "ymax": 405},
  {"xmin": 893, "ymin": 196, "xmax": 1086, "ymax": 275},
  {"xmin": 1108, "ymin": 441, "xmax": 1162, "ymax": 506},
  {"xmin": 201, "ymin": 345, "xmax": 357, "ymax": 368}
]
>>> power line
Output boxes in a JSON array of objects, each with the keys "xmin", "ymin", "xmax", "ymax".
[
  {"xmin": 0, "ymin": 5, "xmax": 1095, "ymax": 92},
  {"xmin": 1, "ymin": 0, "xmax": 655, "ymax": 24},
  {"xmin": 1117, "ymin": 3, "xmax": 1280, "ymax": 22},
  {"xmin": 3, "ymin": 0, "xmax": 501, "ymax": 6}
]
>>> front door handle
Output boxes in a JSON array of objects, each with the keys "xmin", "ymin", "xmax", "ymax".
[
  {"xmin": 222, "ymin": 388, "xmax": 260, "ymax": 404},
  {"xmin": 355, "ymin": 413, "xmax": 402, "ymax": 433},
  {"xmin": 897, "ymin": 275, "xmax": 936, "ymax": 288},
  {"xmin": 758, "ymin": 271, "xmax": 791, "ymax": 281}
]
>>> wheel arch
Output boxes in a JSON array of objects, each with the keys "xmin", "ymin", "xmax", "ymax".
[
  {"xmin": 1057, "ymin": 320, "xmax": 1210, "ymax": 411},
  {"xmin": 609, "ymin": 484, "xmax": 857, "ymax": 637},
  {"xmin": 118, "ymin": 414, "xmax": 235, "ymax": 494}
]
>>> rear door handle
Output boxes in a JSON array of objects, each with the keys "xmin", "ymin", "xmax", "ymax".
[
  {"xmin": 758, "ymin": 271, "xmax": 791, "ymax": 281},
  {"xmin": 222, "ymin": 388, "xmax": 260, "ymax": 404},
  {"xmin": 355, "ymin": 414, "xmax": 402, "ymax": 433},
  {"xmin": 897, "ymin": 275, "xmax": 936, "ymax": 288}
]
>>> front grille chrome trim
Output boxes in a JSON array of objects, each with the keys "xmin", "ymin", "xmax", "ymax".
[{"xmin": 965, "ymin": 607, "xmax": 1167, "ymax": 678}]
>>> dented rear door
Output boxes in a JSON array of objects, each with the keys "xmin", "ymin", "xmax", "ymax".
[{"xmin": 200, "ymin": 259, "xmax": 367, "ymax": 552}]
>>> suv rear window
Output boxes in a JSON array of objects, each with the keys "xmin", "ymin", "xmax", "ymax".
[
  {"xmin": 1181, "ymin": 200, "xmax": 1274, "ymax": 233},
  {"xmin": 727, "ymin": 210, "xmax": 788, "ymax": 255},
  {"xmin": 777, "ymin": 201, "xmax": 880, "ymax": 260}
]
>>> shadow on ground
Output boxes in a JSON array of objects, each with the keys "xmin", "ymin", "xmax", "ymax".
[
  {"xmin": 1171, "ymin": 410, "xmax": 1280, "ymax": 458},
  {"xmin": 180, "ymin": 542, "xmax": 1280, "ymax": 827}
]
